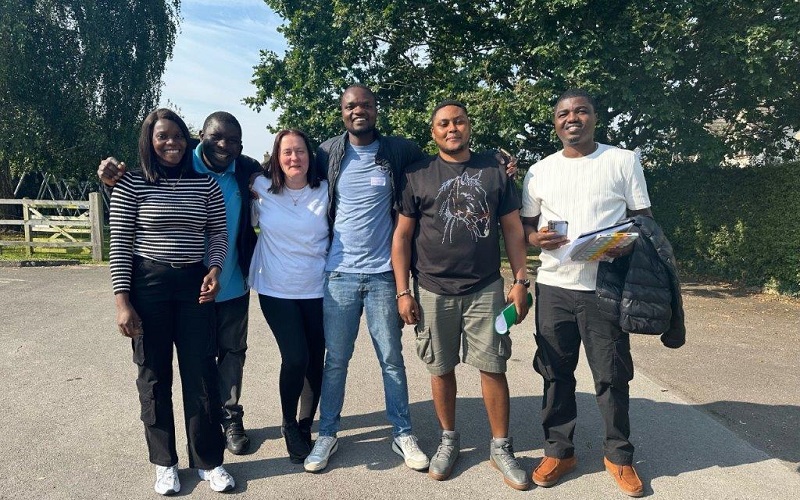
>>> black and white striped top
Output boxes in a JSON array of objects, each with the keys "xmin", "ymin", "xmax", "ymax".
[{"xmin": 109, "ymin": 171, "xmax": 228, "ymax": 294}]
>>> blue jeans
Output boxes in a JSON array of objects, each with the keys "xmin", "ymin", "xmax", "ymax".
[{"xmin": 318, "ymin": 271, "xmax": 412, "ymax": 438}]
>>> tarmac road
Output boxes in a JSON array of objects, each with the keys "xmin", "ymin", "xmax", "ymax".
[{"xmin": 1, "ymin": 265, "xmax": 798, "ymax": 499}]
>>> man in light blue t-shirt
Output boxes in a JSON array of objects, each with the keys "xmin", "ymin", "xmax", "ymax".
[{"xmin": 303, "ymin": 84, "xmax": 430, "ymax": 474}]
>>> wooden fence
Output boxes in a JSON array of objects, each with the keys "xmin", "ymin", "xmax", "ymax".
[{"xmin": 0, "ymin": 193, "xmax": 104, "ymax": 262}]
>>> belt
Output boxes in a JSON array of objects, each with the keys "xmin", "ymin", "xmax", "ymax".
[{"xmin": 134, "ymin": 256, "xmax": 204, "ymax": 269}]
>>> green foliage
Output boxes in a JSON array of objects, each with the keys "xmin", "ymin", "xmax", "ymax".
[
  {"xmin": 248, "ymin": 0, "xmax": 800, "ymax": 164},
  {"xmin": 649, "ymin": 161, "xmax": 800, "ymax": 296},
  {"xmin": 0, "ymin": 0, "xmax": 181, "ymax": 195}
]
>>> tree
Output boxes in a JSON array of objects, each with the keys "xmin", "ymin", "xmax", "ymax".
[
  {"xmin": 247, "ymin": 0, "xmax": 800, "ymax": 167},
  {"xmin": 0, "ymin": 0, "xmax": 181, "ymax": 198}
]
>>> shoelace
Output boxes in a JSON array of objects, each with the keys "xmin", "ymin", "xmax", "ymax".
[
  {"xmin": 158, "ymin": 466, "xmax": 177, "ymax": 482},
  {"xmin": 313, "ymin": 436, "xmax": 336, "ymax": 455},
  {"xmin": 494, "ymin": 443, "xmax": 521, "ymax": 469},
  {"xmin": 209, "ymin": 466, "xmax": 231, "ymax": 482},
  {"xmin": 227, "ymin": 423, "xmax": 246, "ymax": 437},
  {"xmin": 434, "ymin": 441, "xmax": 455, "ymax": 461},
  {"xmin": 397, "ymin": 436, "xmax": 422, "ymax": 454}
]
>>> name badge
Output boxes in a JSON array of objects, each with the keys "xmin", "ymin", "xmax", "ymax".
[{"xmin": 370, "ymin": 176, "xmax": 386, "ymax": 187}]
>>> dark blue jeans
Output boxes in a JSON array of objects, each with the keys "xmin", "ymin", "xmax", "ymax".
[
  {"xmin": 533, "ymin": 282, "xmax": 635, "ymax": 465},
  {"xmin": 318, "ymin": 271, "xmax": 412, "ymax": 438},
  {"xmin": 129, "ymin": 258, "xmax": 225, "ymax": 469}
]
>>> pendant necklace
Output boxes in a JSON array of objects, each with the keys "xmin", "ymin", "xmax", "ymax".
[
  {"xmin": 287, "ymin": 185, "xmax": 308, "ymax": 206},
  {"xmin": 170, "ymin": 172, "xmax": 183, "ymax": 191}
]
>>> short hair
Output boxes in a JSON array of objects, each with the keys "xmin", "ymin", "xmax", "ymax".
[
  {"xmin": 341, "ymin": 83, "xmax": 377, "ymax": 103},
  {"xmin": 267, "ymin": 129, "xmax": 321, "ymax": 194},
  {"xmin": 554, "ymin": 89, "xmax": 597, "ymax": 112},
  {"xmin": 138, "ymin": 108, "xmax": 193, "ymax": 184},
  {"xmin": 202, "ymin": 111, "xmax": 242, "ymax": 137},
  {"xmin": 430, "ymin": 99, "xmax": 469, "ymax": 123}
]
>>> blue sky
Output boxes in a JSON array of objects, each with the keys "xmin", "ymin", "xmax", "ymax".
[{"xmin": 159, "ymin": 0, "xmax": 286, "ymax": 161}]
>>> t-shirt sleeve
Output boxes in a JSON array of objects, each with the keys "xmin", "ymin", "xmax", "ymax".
[
  {"xmin": 395, "ymin": 169, "xmax": 419, "ymax": 218},
  {"xmin": 520, "ymin": 166, "xmax": 541, "ymax": 218},
  {"xmin": 497, "ymin": 170, "xmax": 521, "ymax": 217},
  {"xmin": 625, "ymin": 153, "xmax": 651, "ymax": 210}
]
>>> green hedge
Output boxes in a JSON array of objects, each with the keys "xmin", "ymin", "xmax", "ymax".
[{"xmin": 647, "ymin": 161, "xmax": 800, "ymax": 296}]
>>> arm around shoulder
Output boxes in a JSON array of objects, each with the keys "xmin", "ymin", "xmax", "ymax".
[{"xmin": 238, "ymin": 154, "xmax": 263, "ymax": 176}]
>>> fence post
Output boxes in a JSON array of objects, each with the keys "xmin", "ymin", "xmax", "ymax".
[
  {"xmin": 22, "ymin": 198, "xmax": 32, "ymax": 257},
  {"xmin": 89, "ymin": 192, "xmax": 104, "ymax": 262}
]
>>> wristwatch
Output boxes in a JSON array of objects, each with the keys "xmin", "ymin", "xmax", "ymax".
[{"xmin": 512, "ymin": 278, "xmax": 531, "ymax": 288}]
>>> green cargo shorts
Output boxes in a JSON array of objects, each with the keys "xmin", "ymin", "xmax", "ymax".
[{"xmin": 413, "ymin": 278, "xmax": 511, "ymax": 375}]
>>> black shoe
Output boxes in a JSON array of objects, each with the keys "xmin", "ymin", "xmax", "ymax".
[
  {"xmin": 282, "ymin": 422, "xmax": 311, "ymax": 464},
  {"xmin": 298, "ymin": 418, "xmax": 313, "ymax": 449},
  {"xmin": 223, "ymin": 420, "xmax": 251, "ymax": 455}
]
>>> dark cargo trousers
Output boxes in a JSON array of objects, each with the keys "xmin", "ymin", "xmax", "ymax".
[
  {"xmin": 129, "ymin": 258, "xmax": 225, "ymax": 469},
  {"xmin": 533, "ymin": 282, "xmax": 635, "ymax": 465}
]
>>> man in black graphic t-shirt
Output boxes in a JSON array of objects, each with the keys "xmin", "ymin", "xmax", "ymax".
[
  {"xmin": 391, "ymin": 100, "xmax": 531, "ymax": 490},
  {"xmin": 400, "ymin": 153, "xmax": 518, "ymax": 295}
]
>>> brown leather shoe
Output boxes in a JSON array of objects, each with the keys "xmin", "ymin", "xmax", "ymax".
[
  {"xmin": 604, "ymin": 457, "xmax": 644, "ymax": 497},
  {"xmin": 531, "ymin": 456, "xmax": 577, "ymax": 487}
]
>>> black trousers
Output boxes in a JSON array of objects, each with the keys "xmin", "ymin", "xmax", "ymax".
[
  {"xmin": 130, "ymin": 258, "xmax": 225, "ymax": 469},
  {"xmin": 257, "ymin": 294, "xmax": 325, "ymax": 426},
  {"xmin": 533, "ymin": 282, "xmax": 635, "ymax": 465},
  {"xmin": 215, "ymin": 292, "xmax": 249, "ymax": 421}
]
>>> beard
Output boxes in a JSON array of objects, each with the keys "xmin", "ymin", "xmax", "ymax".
[
  {"xmin": 346, "ymin": 123, "xmax": 375, "ymax": 137},
  {"xmin": 438, "ymin": 140, "xmax": 468, "ymax": 156}
]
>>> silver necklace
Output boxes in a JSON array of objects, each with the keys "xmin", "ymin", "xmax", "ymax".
[
  {"xmin": 169, "ymin": 172, "xmax": 183, "ymax": 191},
  {"xmin": 287, "ymin": 185, "xmax": 308, "ymax": 205}
]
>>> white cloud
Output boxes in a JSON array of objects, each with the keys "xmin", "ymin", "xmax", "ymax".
[{"xmin": 159, "ymin": 0, "xmax": 287, "ymax": 160}]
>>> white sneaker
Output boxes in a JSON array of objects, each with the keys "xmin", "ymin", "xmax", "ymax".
[
  {"xmin": 198, "ymin": 465, "xmax": 235, "ymax": 492},
  {"xmin": 392, "ymin": 434, "xmax": 430, "ymax": 471},
  {"xmin": 154, "ymin": 465, "xmax": 180, "ymax": 495},
  {"xmin": 304, "ymin": 435, "xmax": 338, "ymax": 472}
]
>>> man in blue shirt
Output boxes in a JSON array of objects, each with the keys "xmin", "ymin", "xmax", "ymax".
[
  {"xmin": 98, "ymin": 111, "xmax": 261, "ymax": 456},
  {"xmin": 304, "ymin": 84, "xmax": 430, "ymax": 473}
]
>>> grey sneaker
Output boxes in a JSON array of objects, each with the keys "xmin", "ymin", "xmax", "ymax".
[
  {"xmin": 392, "ymin": 434, "xmax": 430, "ymax": 471},
  {"xmin": 304, "ymin": 435, "xmax": 338, "ymax": 472},
  {"xmin": 428, "ymin": 431, "xmax": 460, "ymax": 481},
  {"xmin": 154, "ymin": 464, "xmax": 180, "ymax": 495},
  {"xmin": 489, "ymin": 437, "xmax": 529, "ymax": 490}
]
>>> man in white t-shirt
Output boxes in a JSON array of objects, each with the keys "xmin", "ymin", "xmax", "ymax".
[{"xmin": 520, "ymin": 89, "xmax": 652, "ymax": 498}]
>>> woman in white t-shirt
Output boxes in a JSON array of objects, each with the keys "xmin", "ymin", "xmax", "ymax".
[{"xmin": 248, "ymin": 129, "xmax": 329, "ymax": 464}]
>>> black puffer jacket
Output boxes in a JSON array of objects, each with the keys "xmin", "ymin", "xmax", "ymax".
[{"xmin": 596, "ymin": 215, "xmax": 686, "ymax": 348}]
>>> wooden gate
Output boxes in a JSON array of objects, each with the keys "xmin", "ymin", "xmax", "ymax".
[{"xmin": 0, "ymin": 193, "xmax": 104, "ymax": 261}]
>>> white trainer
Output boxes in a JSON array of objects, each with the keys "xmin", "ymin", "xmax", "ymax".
[
  {"xmin": 154, "ymin": 465, "xmax": 180, "ymax": 495},
  {"xmin": 392, "ymin": 434, "xmax": 430, "ymax": 471},
  {"xmin": 304, "ymin": 435, "xmax": 338, "ymax": 472},
  {"xmin": 198, "ymin": 465, "xmax": 235, "ymax": 492}
]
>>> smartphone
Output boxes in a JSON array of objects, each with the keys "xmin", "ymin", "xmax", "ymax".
[{"xmin": 547, "ymin": 220, "xmax": 568, "ymax": 236}]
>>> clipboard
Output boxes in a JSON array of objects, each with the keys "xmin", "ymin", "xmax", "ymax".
[{"xmin": 559, "ymin": 219, "xmax": 637, "ymax": 265}]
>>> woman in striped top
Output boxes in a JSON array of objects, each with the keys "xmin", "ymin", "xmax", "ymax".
[{"xmin": 109, "ymin": 108, "xmax": 235, "ymax": 495}]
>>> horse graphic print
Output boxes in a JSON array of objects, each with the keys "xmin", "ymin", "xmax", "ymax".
[{"xmin": 436, "ymin": 171, "xmax": 490, "ymax": 244}]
